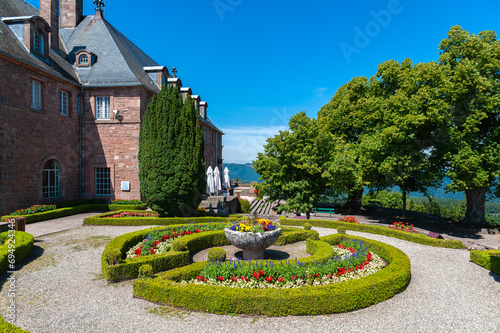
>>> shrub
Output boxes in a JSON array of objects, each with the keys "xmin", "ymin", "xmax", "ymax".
[
  {"xmin": 111, "ymin": 199, "xmax": 144, "ymax": 205},
  {"xmin": 85, "ymin": 214, "xmax": 239, "ymax": 226},
  {"xmin": 337, "ymin": 226, "xmax": 347, "ymax": 234},
  {"xmin": 280, "ymin": 218, "xmax": 464, "ymax": 249},
  {"xmin": 208, "ymin": 248, "xmax": 226, "ymax": 262},
  {"xmin": 303, "ymin": 222, "xmax": 312, "ymax": 230},
  {"xmin": 274, "ymin": 229, "xmax": 319, "ymax": 245},
  {"xmin": 0, "ymin": 231, "xmax": 34, "ymax": 272},
  {"xmin": 139, "ymin": 264, "xmax": 154, "ymax": 278},
  {"xmin": 0, "ymin": 314, "xmax": 30, "ymax": 332},
  {"xmin": 239, "ymin": 199, "xmax": 252, "ymax": 213},
  {"xmin": 133, "ymin": 234, "xmax": 411, "ymax": 316},
  {"xmin": 470, "ymin": 250, "xmax": 500, "ymax": 275},
  {"xmin": 56, "ymin": 198, "xmax": 107, "ymax": 208}
]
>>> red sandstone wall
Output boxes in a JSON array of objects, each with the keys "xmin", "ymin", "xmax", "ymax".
[{"xmin": 0, "ymin": 58, "xmax": 80, "ymax": 215}]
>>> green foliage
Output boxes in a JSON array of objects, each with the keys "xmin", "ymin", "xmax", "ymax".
[
  {"xmin": 10, "ymin": 204, "xmax": 57, "ymax": 216},
  {"xmin": 238, "ymin": 199, "xmax": 251, "ymax": 213},
  {"xmin": 0, "ymin": 231, "xmax": 34, "ymax": 272},
  {"xmin": 84, "ymin": 213, "xmax": 239, "ymax": 226},
  {"xmin": 470, "ymin": 250, "xmax": 500, "ymax": 275},
  {"xmin": 254, "ymin": 112, "xmax": 334, "ymax": 217},
  {"xmin": 111, "ymin": 199, "xmax": 144, "ymax": 205},
  {"xmin": 132, "ymin": 234, "xmax": 411, "ymax": 316},
  {"xmin": 303, "ymin": 223, "xmax": 312, "ymax": 230},
  {"xmin": 56, "ymin": 198, "xmax": 107, "ymax": 208},
  {"xmin": 0, "ymin": 314, "xmax": 30, "ymax": 332},
  {"xmin": 274, "ymin": 228, "xmax": 319, "ymax": 245},
  {"xmin": 281, "ymin": 218, "xmax": 464, "ymax": 249},
  {"xmin": 208, "ymin": 248, "xmax": 226, "ymax": 262},
  {"xmin": 139, "ymin": 85, "xmax": 205, "ymax": 217},
  {"xmin": 139, "ymin": 264, "xmax": 154, "ymax": 278},
  {"xmin": 337, "ymin": 226, "xmax": 347, "ymax": 234}
]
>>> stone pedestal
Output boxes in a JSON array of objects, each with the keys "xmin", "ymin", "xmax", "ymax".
[{"xmin": 224, "ymin": 228, "xmax": 282, "ymax": 260}]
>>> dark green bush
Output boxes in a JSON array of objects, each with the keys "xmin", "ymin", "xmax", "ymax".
[
  {"xmin": 133, "ymin": 234, "xmax": 411, "ymax": 316},
  {"xmin": 303, "ymin": 222, "xmax": 312, "ymax": 230},
  {"xmin": 56, "ymin": 198, "xmax": 107, "ymax": 208},
  {"xmin": 208, "ymin": 248, "xmax": 226, "ymax": 262},
  {"xmin": 281, "ymin": 218, "xmax": 464, "ymax": 249},
  {"xmin": 239, "ymin": 199, "xmax": 252, "ymax": 213},
  {"xmin": 111, "ymin": 199, "xmax": 144, "ymax": 205},
  {"xmin": 470, "ymin": 250, "xmax": 500, "ymax": 275},
  {"xmin": 274, "ymin": 229, "xmax": 319, "ymax": 245}
]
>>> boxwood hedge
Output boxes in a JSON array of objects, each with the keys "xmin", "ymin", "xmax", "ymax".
[
  {"xmin": 470, "ymin": 250, "xmax": 500, "ymax": 275},
  {"xmin": 133, "ymin": 234, "xmax": 411, "ymax": 316},
  {"xmin": 0, "ymin": 231, "xmax": 34, "ymax": 272},
  {"xmin": 86, "ymin": 213, "xmax": 240, "ymax": 226},
  {"xmin": 0, "ymin": 315, "xmax": 30, "ymax": 333},
  {"xmin": 102, "ymin": 224, "xmax": 320, "ymax": 281},
  {"xmin": 281, "ymin": 218, "xmax": 464, "ymax": 249},
  {"xmin": 0, "ymin": 204, "xmax": 147, "ymax": 224}
]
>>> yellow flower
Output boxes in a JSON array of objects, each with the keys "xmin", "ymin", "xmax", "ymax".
[{"xmin": 4, "ymin": 239, "xmax": 12, "ymax": 246}]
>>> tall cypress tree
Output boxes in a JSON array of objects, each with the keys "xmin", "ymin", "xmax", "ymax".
[{"xmin": 138, "ymin": 85, "xmax": 205, "ymax": 216}]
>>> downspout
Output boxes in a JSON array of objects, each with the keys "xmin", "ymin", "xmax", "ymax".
[{"xmin": 78, "ymin": 85, "xmax": 83, "ymax": 198}]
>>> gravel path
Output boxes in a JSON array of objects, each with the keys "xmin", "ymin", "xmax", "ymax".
[{"xmin": 1, "ymin": 225, "xmax": 499, "ymax": 333}]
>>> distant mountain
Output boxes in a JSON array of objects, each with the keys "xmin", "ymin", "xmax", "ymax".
[{"xmin": 224, "ymin": 163, "xmax": 260, "ymax": 183}]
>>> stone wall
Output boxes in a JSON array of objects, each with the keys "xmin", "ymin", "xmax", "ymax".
[{"xmin": 0, "ymin": 57, "xmax": 80, "ymax": 215}]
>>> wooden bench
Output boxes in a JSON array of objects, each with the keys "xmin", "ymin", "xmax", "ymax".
[{"xmin": 312, "ymin": 207, "xmax": 336, "ymax": 217}]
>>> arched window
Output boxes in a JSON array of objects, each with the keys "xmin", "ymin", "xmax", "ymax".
[
  {"xmin": 42, "ymin": 160, "xmax": 59, "ymax": 198},
  {"xmin": 79, "ymin": 54, "xmax": 89, "ymax": 65}
]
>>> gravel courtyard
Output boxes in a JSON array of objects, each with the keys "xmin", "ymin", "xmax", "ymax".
[{"xmin": 1, "ymin": 225, "xmax": 499, "ymax": 333}]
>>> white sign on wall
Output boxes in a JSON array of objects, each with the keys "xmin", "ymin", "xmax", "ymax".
[{"xmin": 121, "ymin": 181, "xmax": 130, "ymax": 191}]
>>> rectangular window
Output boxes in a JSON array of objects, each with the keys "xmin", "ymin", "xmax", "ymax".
[
  {"xmin": 95, "ymin": 96, "xmax": 110, "ymax": 119},
  {"xmin": 31, "ymin": 80, "xmax": 41, "ymax": 109},
  {"xmin": 95, "ymin": 167, "xmax": 111, "ymax": 196},
  {"xmin": 60, "ymin": 91, "xmax": 69, "ymax": 116}
]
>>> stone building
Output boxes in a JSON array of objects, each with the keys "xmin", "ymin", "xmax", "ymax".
[{"xmin": 0, "ymin": 0, "xmax": 223, "ymax": 215}]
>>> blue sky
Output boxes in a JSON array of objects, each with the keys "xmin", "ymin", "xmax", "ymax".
[{"xmin": 26, "ymin": 0, "xmax": 500, "ymax": 163}]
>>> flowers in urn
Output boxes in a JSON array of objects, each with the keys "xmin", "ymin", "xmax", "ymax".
[{"xmin": 229, "ymin": 218, "xmax": 277, "ymax": 233}]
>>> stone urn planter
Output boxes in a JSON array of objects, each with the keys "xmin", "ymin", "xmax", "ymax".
[{"xmin": 224, "ymin": 228, "xmax": 282, "ymax": 260}]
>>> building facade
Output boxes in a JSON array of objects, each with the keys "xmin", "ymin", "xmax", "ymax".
[{"xmin": 0, "ymin": 0, "xmax": 223, "ymax": 215}]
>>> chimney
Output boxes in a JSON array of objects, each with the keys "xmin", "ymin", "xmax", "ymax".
[
  {"xmin": 60, "ymin": 0, "xmax": 83, "ymax": 28},
  {"xmin": 40, "ymin": 0, "xmax": 58, "ymax": 52},
  {"xmin": 200, "ymin": 101, "xmax": 208, "ymax": 119}
]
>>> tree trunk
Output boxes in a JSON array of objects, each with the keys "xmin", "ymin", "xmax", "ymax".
[
  {"xmin": 464, "ymin": 187, "xmax": 488, "ymax": 226},
  {"xmin": 343, "ymin": 188, "xmax": 363, "ymax": 210},
  {"xmin": 402, "ymin": 188, "xmax": 407, "ymax": 215},
  {"xmin": 306, "ymin": 211, "xmax": 310, "ymax": 219}
]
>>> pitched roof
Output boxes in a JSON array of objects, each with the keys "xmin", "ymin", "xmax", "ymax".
[
  {"xmin": 61, "ymin": 13, "xmax": 161, "ymax": 92},
  {"xmin": 0, "ymin": 0, "xmax": 37, "ymax": 18}
]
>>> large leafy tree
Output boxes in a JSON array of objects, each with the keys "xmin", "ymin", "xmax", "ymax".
[
  {"xmin": 318, "ymin": 76, "xmax": 380, "ymax": 209},
  {"xmin": 436, "ymin": 26, "xmax": 500, "ymax": 226},
  {"xmin": 253, "ymin": 112, "xmax": 333, "ymax": 218},
  {"xmin": 138, "ymin": 85, "xmax": 205, "ymax": 217},
  {"xmin": 359, "ymin": 59, "xmax": 447, "ymax": 211}
]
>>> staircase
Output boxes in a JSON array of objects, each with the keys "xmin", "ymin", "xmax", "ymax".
[{"xmin": 246, "ymin": 197, "xmax": 283, "ymax": 218}]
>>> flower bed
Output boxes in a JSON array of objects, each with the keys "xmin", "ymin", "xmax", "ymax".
[
  {"xmin": 125, "ymin": 224, "xmax": 226, "ymax": 259},
  {"xmin": 338, "ymin": 216, "xmax": 362, "ymax": 224},
  {"xmin": 280, "ymin": 218, "xmax": 464, "ymax": 249},
  {"xmin": 228, "ymin": 218, "xmax": 277, "ymax": 232},
  {"xmin": 104, "ymin": 211, "xmax": 159, "ymax": 219},
  {"xmin": 133, "ymin": 233, "xmax": 411, "ymax": 316},
  {"xmin": 85, "ymin": 213, "xmax": 240, "ymax": 226},
  {"xmin": 388, "ymin": 221, "xmax": 419, "ymax": 233},
  {"xmin": 183, "ymin": 239, "xmax": 385, "ymax": 289}
]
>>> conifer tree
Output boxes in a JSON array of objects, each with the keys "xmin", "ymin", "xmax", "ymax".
[{"xmin": 138, "ymin": 85, "xmax": 205, "ymax": 216}]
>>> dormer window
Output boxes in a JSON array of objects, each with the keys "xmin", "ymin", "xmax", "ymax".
[
  {"xmin": 79, "ymin": 54, "xmax": 88, "ymax": 65},
  {"xmin": 34, "ymin": 29, "xmax": 44, "ymax": 54},
  {"xmin": 75, "ymin": 50, "xmax": 94, "ymax": 67}
]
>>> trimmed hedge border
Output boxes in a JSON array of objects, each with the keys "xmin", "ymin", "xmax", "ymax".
[
  {"xmin": 470, "ymin": 250, "xmax": 500, "ymax": 275},
  {"xmin": 133, "ymin": 234, "xmax": 411, "ymax": 316},
  {"xmin": 86, "ymin": 212, "xmax": 240, "ymax": 226},
  {"xmin": 1, "ymin": 231, "xmax": 34, "ymax": 272},
  {"xmin": 281, "ymin": 218, "xmax": 464, "ymax": 249},
  {"xmin": 274, "ymin": 228, "xmax": 319, "ymax": 245},
  {"xmin": 102, "ymin": 224, "xmax": 320, "ymax": 281},
  {"xmin": 0, "ymin": 315, "xmax": 30, "ymax": 333},
  {"xmin": 0, "ymin": 204, "xmax": 147, "ymax": 224}
]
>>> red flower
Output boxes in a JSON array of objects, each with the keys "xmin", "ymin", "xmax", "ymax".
[
  {"xmin": 265, "ymin": 276, "xmax": 273, "ymax": 282},
  {"xmin": 291, "ymin": 276, "xmax": 297, "ymax": 280},
  {"xmin": 277, "ymin": 277, "xmax": 284, "ymax": 282},
  {"xmin": 196, "ymin": 275, "xmax": 204, "ymax": 282},
  {"xmin": 314, "ymin": 273, "xmax": 319, "ymax": 278},
  {"xmin": 217, "ymin": 276, "xmax": 224, "ymax": 281}
]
